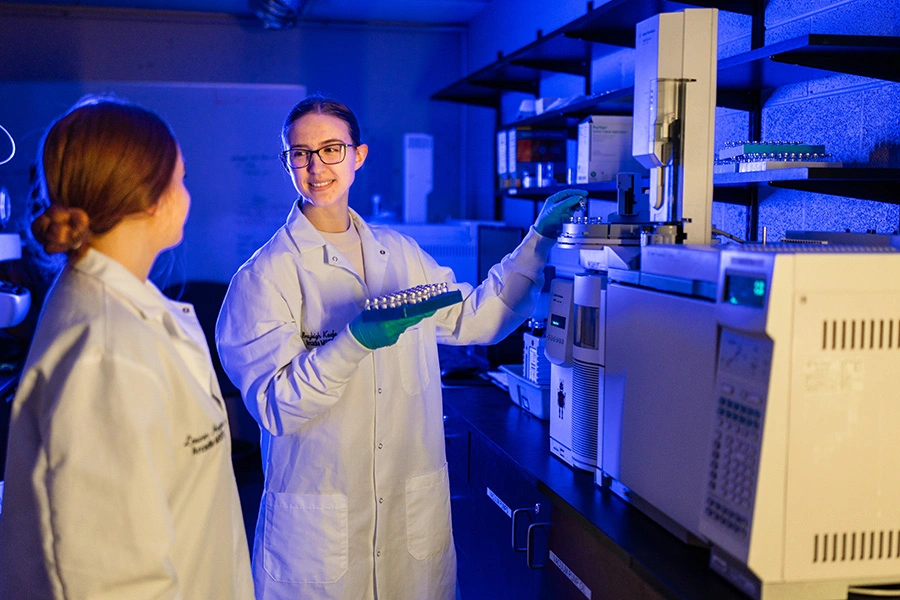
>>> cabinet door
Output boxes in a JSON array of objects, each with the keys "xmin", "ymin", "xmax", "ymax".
[
  {"xmin": 541, "ymin": 504, "xmax": 666, "ymax": 600},
  {"xmin": 457, "ymin": 433, "xmax": 550, "ymax": 599},
  {"xmin": 444, "ymin": 409, "xmax": 479, "ymax": 577},
  {"xmin": 444, "ymin": 409, "xmax": 471, "ymax": 494}
]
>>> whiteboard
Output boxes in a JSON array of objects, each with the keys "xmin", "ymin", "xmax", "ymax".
[{"xmin": 0, "ymin": 81, "xmax": 306, "ymax": 285}]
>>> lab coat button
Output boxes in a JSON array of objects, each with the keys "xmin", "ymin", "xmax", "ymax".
[
  {"xmin": 377, "ymin": 387, "xmax": 383, "ymax": 394},
  {"xmin": 378, "ymin": 497, "xmax": 383, "ymax": 504},
  {"xmin": 332, "ymin": 256, "xmax": 338, "ymax": 262},
  {"xmin": 380, "ymin": 250, "xmax": 386, "ymax": 255},
  {"xmin": 378, "ymin": 442, "xmax": 384, "ymax": 449},
  {"xmin": 376, "ymin": 551, "xmax": 381, "ymax": 557},
  {"xmin": 182, "ymin": 307, "xmax": 190, "ymax": 313}
]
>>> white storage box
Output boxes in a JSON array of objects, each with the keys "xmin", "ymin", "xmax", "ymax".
[
  {"xmin": 499, "ymin": 364, "xmax": 550, "ymax": 420},
  {"xmin": 523, "ymin": 332, "xmax": 550, "ymax": 385},
  {"xmin": 576, "ymin": 115, "xmax": 644, "ymax": 183}
]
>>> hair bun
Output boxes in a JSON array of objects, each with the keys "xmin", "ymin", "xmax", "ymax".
[{"xmin": 32, "ymin": 205, "xmax": 91, "ymax": 256}]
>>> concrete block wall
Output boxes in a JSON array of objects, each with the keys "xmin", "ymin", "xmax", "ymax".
[
  {"xmin": 705, "ymin": 0, "xmax": 900, "ymax": 242},
  {"xmin": 752, "ymin": 0, "xmax": 900, "ymax": 241}
]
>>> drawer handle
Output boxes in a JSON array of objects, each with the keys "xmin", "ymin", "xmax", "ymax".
[
  {"xmin": 511, "ymin": 503, "xmax": 541, "ymax": 551},
  {"xmin": 527, "ymin": 522, "xmax": 550, "ymax": 569}
]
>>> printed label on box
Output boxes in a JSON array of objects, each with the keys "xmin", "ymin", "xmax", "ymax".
[{"xmin": 576, "ymin": 116, "xmax": 645, "ymax": 183}]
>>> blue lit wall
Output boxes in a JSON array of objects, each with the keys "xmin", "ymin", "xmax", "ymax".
[{"xmin": 0, "ymin": 6, "xmax": 468, "ymax": 280}]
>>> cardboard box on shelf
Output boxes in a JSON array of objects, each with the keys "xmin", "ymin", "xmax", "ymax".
[
  {"xmin": 576, "ymin": 116, "xmax": 645, "ymax": 183},
  {"xmin": 508, "ymin": 127, "xmax": 568, "ymax": 188},
  {"xmin": 497, "ymin": 130, "xmax": 509, "ymax": 189},
  {"xmin": 535, "ymin": 97, "xmax": 564, "ymax": 115}
]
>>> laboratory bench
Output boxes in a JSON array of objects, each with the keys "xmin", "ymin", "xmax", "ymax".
[{"xmin": 441, "ymin": 381, "xmax": 746, "ymax": 600}]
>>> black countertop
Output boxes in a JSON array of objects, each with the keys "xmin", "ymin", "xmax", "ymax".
[{"xmin": 441, "ymin": 383, "xmax": 746, "ymax": 600}]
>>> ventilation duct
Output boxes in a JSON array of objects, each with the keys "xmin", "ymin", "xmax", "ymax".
[{"xmin": 250, "ymin": 0, "xmax": 306, "ymax": 29}]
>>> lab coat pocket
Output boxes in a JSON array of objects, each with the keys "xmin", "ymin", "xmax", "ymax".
[
  {"xmin": 405, "ymin": 464, "xmax": 452, "ymax": 560},
  {"xmin": 263, "ymin": 492, "xmax": 348, "ymax": 583},
  {"xmin": 398, "ymin": 326, "xmax": 430, "ymax": 396}
]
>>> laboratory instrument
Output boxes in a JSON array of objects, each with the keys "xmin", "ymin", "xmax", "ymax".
[
  {"xmin": 0, "ymin": 234, "xmax": 28, "ymax": 329},
  {"xmin": 700, "ymin": 244, "xmax": 900, "ymax": 600},
  {"xmin": 545, "ymin": 8, "xmax": 719, "ymax": 484},
  {"xmin": 545, "ymin": 277, "xmax": 577, "ymax": 465},
  {"xmin": 602, "ymin": 244, "xmax": 722, "ymax": 544},
  {"xmin": 565, "ymin": 273, "xmax": 605, "ymax": 472},
  {"xmin": 631, "ymin": 8, "xmax": 717, "ymax": 246}
]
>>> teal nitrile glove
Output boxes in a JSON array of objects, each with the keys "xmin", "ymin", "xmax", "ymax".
[
  {"xmin": 349, "ymin": 310, "xmax": 436, "ymax": 350},
  {"xmin": 533, "ymin": 188, "xmax": 589, "ymax": 238}
]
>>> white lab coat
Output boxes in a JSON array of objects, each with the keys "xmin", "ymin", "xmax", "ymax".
[
  {"xmin": 0, "ymin": 249, "xmax": 254, "ymax": 600},
  {"xmin": 216, "ymin": 205, "xmax": 555, "ymax": 600}
]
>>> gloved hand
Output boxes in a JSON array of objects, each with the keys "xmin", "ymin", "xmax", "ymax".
[
  {"xmin": 349, "ymin": 310, "xmax": 436, "ymax": 350},
  {"xmin": 533, "ymin": 188, "xmax": 589, "ymax": 238}
]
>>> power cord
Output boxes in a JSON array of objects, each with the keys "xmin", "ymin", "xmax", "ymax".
[
  {"xmin": 0, "ymin": 122, "xmax": 15, "ymax": 166},
  {"xmin": 711, "ymin": 227, "xmax": 744, "ymax": 244},
  {"xmin": 848, "ymin": 587, "xmax": 900, "ymax": 598}
]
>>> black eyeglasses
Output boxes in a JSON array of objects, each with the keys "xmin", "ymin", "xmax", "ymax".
[{"xmin": 280, "ymin": 143, "xmax": 358, "ymax": 169}]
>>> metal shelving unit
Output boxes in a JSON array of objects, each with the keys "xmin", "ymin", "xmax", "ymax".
[
  {"xmin": 506, "ymin": 179, "xmax": 626, "ymax": 201},
  {"xmin": 717, "ymin": 33, "xmax": 900, "ymax": 110},
  {"xmin": 431, "ymin": 0, "xmax": 757, "ymax": 106},
  {"xmin": 714, "ymin": 167, "xmax": 900, "ymax": 204},
  {"xmin": 431, "ymin": 2, "xmax": 900, "ymax": 218}
]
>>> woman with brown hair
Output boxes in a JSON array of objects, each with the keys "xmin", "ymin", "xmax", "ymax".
[
  {"xmin": 216, "ymin": 94, "xmax": 585, "ymax": 599},
  {"xmin": 0, "ymin": 96, "xmax": 254, "ymax": 599}
]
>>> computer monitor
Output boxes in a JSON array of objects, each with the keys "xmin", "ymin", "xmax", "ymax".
[
  {"xmin": 469, "ymin": 224, "xmax": 526, "ymax": 368},
  {"xmin": 477, "ymin": 224, "xmax": 524, "ymax": 282}
]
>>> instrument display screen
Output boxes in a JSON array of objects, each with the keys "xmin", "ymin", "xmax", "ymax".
[
  {"xmin": 549, "ymin": 313, "xmax": 567, "ymax": 329},
  {"xmin": 724, "ymin": 273, "xmax": 767, "ymax": 308}
]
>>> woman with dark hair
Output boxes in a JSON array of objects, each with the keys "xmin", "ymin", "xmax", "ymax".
[
  {"xmin": 216, "ymin": 94, "xmax": 585, "ymax": 599},
  {"xmin": 0, "ymin": 96, "xmax": 254, "ymax": 599}
]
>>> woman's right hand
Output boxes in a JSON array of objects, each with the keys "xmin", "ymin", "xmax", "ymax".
[{"xmin": 533, "ymin": 188, "xmax": 588, "ymax": 238}]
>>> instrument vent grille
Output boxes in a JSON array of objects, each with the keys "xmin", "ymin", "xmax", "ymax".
[
  {"xmin": 813, "ymin": 531, "xmax": 900, "ymax": 563},
  {"xmin": 571, "ymin": 360, "xmax": 600, "ymax": 462},
  {"xmin": 821, "ymin": 319, "xmax": 900, "ymax": 351}
]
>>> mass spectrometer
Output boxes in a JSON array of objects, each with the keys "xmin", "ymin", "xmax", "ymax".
[{"xmin": 546, "ymin": 8, "xmax": 719, "ymax": 487}]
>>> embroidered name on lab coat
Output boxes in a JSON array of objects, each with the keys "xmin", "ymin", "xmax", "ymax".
[
  {"xmin": 184, "ymin": 420, "xmax": 227, "ymax": 455},
  {"xmin": 301, "ymin": 329, "xmax": 337, "ymax": 347}
]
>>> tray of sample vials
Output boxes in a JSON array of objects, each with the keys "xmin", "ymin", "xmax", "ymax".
[{"xmin": 361, "ymin": 283, "xmax": 463, "ymax": 322}]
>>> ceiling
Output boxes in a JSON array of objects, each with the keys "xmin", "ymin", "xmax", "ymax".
[{"xmin": 14, "ymin": 0, "xmax": 494, "ymax": 26}]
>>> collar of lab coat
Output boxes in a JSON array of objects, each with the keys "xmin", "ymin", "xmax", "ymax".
[
  {"xmin": 73, "ymin": 248, "xmax": 200, "ymax": 343},
  {"xmin": 72, "ymin": 248, "xmax": 224, "ymax": 407},
  {"xmin": 283, "ymin": 202, "xmax": 390, "ymax": 294}
]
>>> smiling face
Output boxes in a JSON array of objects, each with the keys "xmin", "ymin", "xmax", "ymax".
[{"xmin": 284, "ymin": 112, "xmax": 368, "ymax": 220}]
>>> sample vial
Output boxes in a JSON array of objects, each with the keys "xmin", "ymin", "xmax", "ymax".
[{"xmin": 540, "ymin": 162, "xmax": 554, "ymax": 187}]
